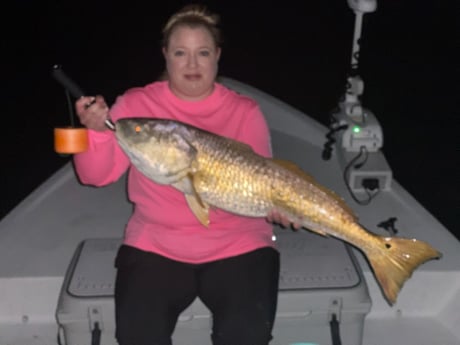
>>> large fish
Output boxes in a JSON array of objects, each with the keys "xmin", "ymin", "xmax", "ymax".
[{"xmin": 115, "ymin": 117, "xmax": 441, "ymax": 305}]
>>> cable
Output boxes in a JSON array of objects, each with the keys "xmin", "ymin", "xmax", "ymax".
[
  {"xmin": 323, "ymin": 31, "xmax": 361, "ymax": 160},
  {"xmin": 322, "ymin": 122, "xmax": 348, "ymax": 160},
  {"xmin": 330, "ymin": 313, "xmax": 342, "ymax": 345},
  {"xmin": 57, "ymin": 324, "xmax": 64, "ymax": 345},
  {"xmin": 343, "ymin": 146, "xmax": 380, "ymax": 205},
  {"xmin": 349, "ymin": 50, "xmax": 360, "ymax": 77},
  {"xmin": 91, "ymin": 322, "xmax": 101, "ymax": 345}
]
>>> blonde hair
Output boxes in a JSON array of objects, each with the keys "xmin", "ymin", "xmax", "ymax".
[{"xmin": 162, "ymin": 4, "xmax": 222, "ymax": 48}]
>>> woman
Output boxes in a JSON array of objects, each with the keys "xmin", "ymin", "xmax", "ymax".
[{"xmin": 74, "ymin": 4, "xmax": 288, "ymax": 345}]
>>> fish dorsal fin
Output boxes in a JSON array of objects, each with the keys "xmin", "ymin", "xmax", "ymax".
[
  {"xmin": 226, "ymin": 138, "xmax": 254, "ymax": 153},
  {"xmin": 272, "ymin": 159, "xmax": 358, "ymax": 221},
  {"xmin": 183, "ymin": 173, "xmax": 210, "ymax": 227}
]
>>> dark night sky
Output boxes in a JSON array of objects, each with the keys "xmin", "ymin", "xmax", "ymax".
[{"xmin": 2, "ymin": 0, "xmax": 459, "ymax": 238}]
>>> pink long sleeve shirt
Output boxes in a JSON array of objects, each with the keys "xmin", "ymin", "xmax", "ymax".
[{"xmin": 74, "ymin": 81, "xmax": 275, "ymax": 263}]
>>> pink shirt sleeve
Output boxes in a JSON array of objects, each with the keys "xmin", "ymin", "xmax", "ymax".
[
  {"xmin": 72, "ymin": 97, "xmax": 131, "ymax": 186},
  {"xmin": 238, "ymin": 103, "xmax": 272, "ymax": 159}
]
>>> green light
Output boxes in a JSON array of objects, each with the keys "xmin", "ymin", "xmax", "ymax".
[{"xmin": 353, "ymin": 125, "xmax": 361, "ymax": 134}]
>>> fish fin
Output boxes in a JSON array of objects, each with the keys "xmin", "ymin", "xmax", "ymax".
[
  {"xmin": 171, "ymin": 171, "xmax": 195, "ymax": 194},
  {"xmin": 185, "ymin": 194, "xmax": 210, "ymax": 227},
  {"xmin": 183, "ymin": 173, "xmax": 210, "ymax": 227},
  {"xmin": 273, "ymin": 159, "xmax": 358, "ymax": 221},
  {"xmin": 364, "ymin": 235, "xmax": 442, "ymax": 305},
  {"xmin": 231, "ymin": 140, "xmax": 255, "ymax": 153}
]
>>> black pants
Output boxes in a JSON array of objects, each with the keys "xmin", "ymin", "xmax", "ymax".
[{"xmin": 114, "ymin": 245, "xmax": 280, "ymax": 345}]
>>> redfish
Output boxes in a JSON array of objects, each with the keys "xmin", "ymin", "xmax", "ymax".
[{"xmin": 115, "ymin": 118, "xmax": 441, "ymax": 305}]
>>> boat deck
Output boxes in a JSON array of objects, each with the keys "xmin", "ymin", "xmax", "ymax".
[{"xmin": 0, "ymin": 78, "xmax": 459, "ymax": 345}]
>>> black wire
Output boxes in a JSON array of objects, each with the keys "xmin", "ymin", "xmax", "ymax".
[
  {"xmin": 349, "ymin": 50, "xmax": 360, "ymax": 77},
  {"xmin": 56, "ymin": 319, "xmax": 102, "ymax": 345},
  {"xmin": 330, "ymin": 313, "xmax": 342, "ymax": 345},
  {"xmin": 323, "ymin": 33, "xmax": 362, "ymax": 160},
  {"xmin": 57, "ymin": 324, "xmax": 63, "ymax": 345},
  {"xmin": 91, "ymin": 322, "xmax": 101, "ymax": 345},
  {"xmin": 344, "ymin": 38, "xmax": 361, "ymax": 96},
  {"xmin": 322, "ymin": 122, "xmax": 349, "ymax": 160}
]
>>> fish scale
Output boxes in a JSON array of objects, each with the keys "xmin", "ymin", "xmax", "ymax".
[{"xmin": 192, "ymin": 133, "xmax": 273, "ymax": 215}]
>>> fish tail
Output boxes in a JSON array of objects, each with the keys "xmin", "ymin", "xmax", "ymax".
[{"xmin": 365, "ymin": 236, "xmax": 442, "ymax": 305}]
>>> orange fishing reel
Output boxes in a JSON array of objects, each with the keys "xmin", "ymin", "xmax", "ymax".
[
  {"xmin": 52, "ymin": 65, "xmax": 115, "ymax": 154},
  {"xmin": 53, "ymin": 127, "xmax": 88, "ymax": 154}
]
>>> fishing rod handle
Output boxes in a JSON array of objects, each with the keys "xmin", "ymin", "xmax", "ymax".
[
  {"xmin": 52, "ymin": 65, "xmax": 85, "ymax": 99},
  {"xmin": 52, "ymin": 64, "xmax": 115, "ymax": 131}
]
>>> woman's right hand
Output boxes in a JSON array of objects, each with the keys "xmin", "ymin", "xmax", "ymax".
[{"xmin": 75, "ymin": 95, "xmax": 110, "ymax": 132}]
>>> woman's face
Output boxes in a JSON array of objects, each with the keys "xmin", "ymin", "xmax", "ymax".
[{"xmin": 163, "ymin": 25, "xmax": 221, "ymax": 101}]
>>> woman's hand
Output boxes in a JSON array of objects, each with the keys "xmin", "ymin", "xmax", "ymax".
[
  {"xmin": 266, "ymin": 210, "xmax": 301, "ymax": 230},
  {"xmin": 75, "ymin": 95, "xmax": 110, "ymax": 132}
]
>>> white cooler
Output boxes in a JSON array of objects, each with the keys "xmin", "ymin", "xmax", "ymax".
[{"xmin": 56, "ymin": 230, "xmax": 371, "ymax": 345}]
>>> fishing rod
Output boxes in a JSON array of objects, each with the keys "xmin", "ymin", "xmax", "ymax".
[{"xmin": 51, "ymin": 65, "xmax": 115, "ymax": 154}]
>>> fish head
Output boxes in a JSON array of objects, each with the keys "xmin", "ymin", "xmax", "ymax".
[{"xmin": 115, "ymin": 118, "xmax": 197, "ymax": 185}]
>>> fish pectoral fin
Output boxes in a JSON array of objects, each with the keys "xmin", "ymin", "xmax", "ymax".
[
  {"xmin": 172, "ymin": 173, "xmax": 196, "ymax": 193},
  {"xmin": 173, "ymin": 173, "xmax": 210, "ymax": 227},
  {"xmin": 177, "ymin": 173, "xmax": 210, "ymax": 227},
  {"xmin": 232, "ymin": 140, "xmax": 255, "ymax": 152},
  {"xmin": 185, "ymin": 194, "xmax": 210, "ymax": 227}
]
